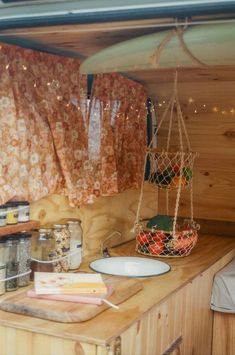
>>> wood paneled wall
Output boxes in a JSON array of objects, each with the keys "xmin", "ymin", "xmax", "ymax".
[
  {"xmin": 154, "ymin": 101, "xmax": 235, "ymax": 223},
  {"xmin": 30, "ymin": 187, "xmax": 158, "ymax": 257}
]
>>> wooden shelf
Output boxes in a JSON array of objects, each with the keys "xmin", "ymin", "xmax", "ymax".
[{"xmin": 0, "ymin": 220, "xmax": 40, "ymax": 237}]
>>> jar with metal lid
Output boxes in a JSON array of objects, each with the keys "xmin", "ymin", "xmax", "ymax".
[
  {"xmin": 52, "ymin": 224, "xmax": 70, "ymax": 272},
  {"xmin": 0, "ymin": 239, "xmax": 6, "ymax": 295},
  {"xmin": 18, "ymin": 232, "xmax": 31, "ymax": 287},
  {"xmin": 67, "ymin": 220, "xmax": 83, "ymax": 270},
  {"xmin": 5, "ymin": 236, "xmax": 19, "ymax": 291},
  {"xmin": 0, "ymin": 205, "xmax": 7, "ymax": 227},
  {"xmin": 16, "ymin": 201, "xmax": 30, "ymax": 223},
  {"xmin": 5, "ymin": 202, "xmax": 18, "ymax": 225},
  {"xmin": 30, "ymin": 228, "xmax": 55, "ymax": 279}
]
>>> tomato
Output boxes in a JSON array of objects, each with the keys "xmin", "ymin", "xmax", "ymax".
[
  {"xmin": 136, "ymin": 232, "xmax": 150, "ymax": 245},
  {"xmin": 151, "ymin": 231, "xmax": 166, "ymax": 242},
  {"xmin": 149, "ymin": 241, "xmax": 164, "ymax": 255}
]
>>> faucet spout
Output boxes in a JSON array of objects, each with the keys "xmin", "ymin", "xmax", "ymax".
[{"xmin": 100, "ymin": 231, "xmax": 122, "ymax": 258}]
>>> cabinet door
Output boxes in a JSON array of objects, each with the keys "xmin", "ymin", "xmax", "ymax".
[{"xmin": 118, "ymin": 252, "xmax": 234, "ymax": 355}]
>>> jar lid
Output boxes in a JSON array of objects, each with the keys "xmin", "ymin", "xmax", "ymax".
[
  {"xmin": 53, "ymin": 224, "xmax": 67, "ymax": 228},
  {"xmin": 19, "ymin": 232, "xmax": 31, "ymax": 239},
  {"xmin": 39, "ymin": 228, "xmax": 52, "ymax": 233},
  {"xmin": 67, "ymin": 220, "xmax": 81, "ymax": 225},
  {"xmin": 13, "ymin": 201, "xmax": 30, "ymax": 206}
]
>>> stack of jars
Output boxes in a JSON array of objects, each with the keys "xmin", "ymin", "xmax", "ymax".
[
  {"xmin": 31, "ymin": 220, "xmax": 83, "ymax": 279},
  {"xmin": 0, "ymin": 201, "xmax": 30, "ymax": 227},
  {"xmin": 0, "ymin": 232, "xmax": 32, "ymax": 296}
]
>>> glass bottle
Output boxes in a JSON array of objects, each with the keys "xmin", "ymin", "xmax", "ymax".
[
  {"xmin": 6, "ymin": 202, "xmax": 18, "ymax": 225},
  {"xmin": 30, "ymin": 228, "xmax": 55, "ymax": 280},
  {"xmin": 0, "ymin": 239, "xmax": 6, "ymax": 295},
  {"xmin": 0, "ymin": 204, "xmax": 7, "ymax": 227},
  {"xmin": 52, "ymin": 224, "xmax": 70, "ymax": 273},
  {"xmin": 67, "ymin": 220, "xmax": 83, "ymax": 270},
  {"xmin": 5, "ymin": 236, "xmax": 19, "ymax": 292},
  {"xmin": 18, "ymin": 232, "xmax": 31, "ymax": 287},
  {"xmin": 16, "ymin": 201, "xmax": 30, "ymax": 223}
]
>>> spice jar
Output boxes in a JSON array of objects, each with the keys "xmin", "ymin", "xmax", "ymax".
[
  {"xmin": 18, "ymin": 232, "xmax": 31, "ymax": 287},
  {"xmin": 67, "ymin": 220, "xmax": 83, "ymax": 270},
  {"xmin": 16, "ymin": 201, "xmax": 30, "ymax": 223},
  {"xmin": 0, "ymin": 239, "xmax": 6, "ymax": 295},
  {"xmin": 52, "ymin": 224, "xmax": 70, "ymax": 273},
  {"xmin": 30, "ymin": 228, "xmax": 55, "ymax": 280},
  {"xmin": 5, "ymin": 236, "xmax": 19, "ymax": 292},
  {"xmin": 0, "ymin": 204, "xmax": 7, "ymax": 227},
  {"xmin": 6, "ymin": 202, "xmax": 18, "ymax": 225}
]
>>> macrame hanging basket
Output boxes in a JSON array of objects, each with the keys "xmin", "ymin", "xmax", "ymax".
[{"xmin": 134, "ymin": 72, "xmax": 199, "ymax": 258}]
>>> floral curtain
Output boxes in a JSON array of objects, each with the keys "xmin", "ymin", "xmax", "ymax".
[{"xmin": 0, "ymin": 43, "xmax": 147, "ymax": 207}]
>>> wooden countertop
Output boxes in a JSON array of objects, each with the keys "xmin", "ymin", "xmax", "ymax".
[{"xmin": 0, "ymin": 234, "xmax": 234, "ymax": 347}]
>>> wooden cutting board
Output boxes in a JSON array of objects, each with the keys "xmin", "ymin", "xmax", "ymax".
[{"xmin": 0, "ymin": 276, "xmax": 143, "ymax": 323}]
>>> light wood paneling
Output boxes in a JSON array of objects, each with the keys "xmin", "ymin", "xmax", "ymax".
[
  {"xmin": 30, "ymin": 188, "xmax": 158, "ymax": 257},
  {"xmin": 118, "ymin": 252, "xmax": 234, "ymax": 355},
  {"xmin": 0, "ymin": 326, "xmax": 100, "ymax": 355},
  {"xmin": 155, "ymin": 103, "xmax": 235, "ymax": 222},
  {"xmin": 212, "ymin": 312, "xmax": 235, "ymax": 355}
]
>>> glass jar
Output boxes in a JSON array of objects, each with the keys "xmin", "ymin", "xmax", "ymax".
[
  {"xmin": 67, "ymin": 220, "xmax": 83, "ymax": 270},
  {"xmin": 5, "ymin": 236, "xmax": 19, "ymax": 292},
  {"xmin": 0, "ymin": 204, "xmax": 7, "ymax": 227},
  {"xmin": 30, "ymin": 228, "xmax": 55, "ymax": 280},
  {"xmin": 6, "ymin": 202, "xmax": 18, "ymax": 225},
  {"xmin": 52, "ymin": 224, "xmax": 70, "ymax": 273},
  {"xmin": 16, "ymin": 201, "xmax": 30, "ymax": 223},
  {"xmin": 0, "ymin": 239, "xmax": 6, "ymax": 295},
  {"xmin": 18, "ymin": 232, "xmax": 31, "ymax": 287}
]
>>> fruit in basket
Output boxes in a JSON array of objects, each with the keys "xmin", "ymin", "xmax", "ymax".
[
  {"xmin": 155, "ymin": 172, "xmax": 172, "ymax": 187},
  {"xmin": 151, "ymin": 231, "xmax": 166, "ymax": 242},
  {"xmin": 149, "ymin": 241, "xmax": 164, "ymax": 255},
  {"xmin": 182, "ymin": 167, "xmax": 193, "ymax": 181},
  {"xmin": 136, "ymin": 232, "xmax": 150, "ymax": 246},
  {"xmin": 172, "ymin": 230, "xmax": 197, "ymax": 251},
  {"xmin": 170, "ymin": 175, "xmax": 187, "ymax": 188}
]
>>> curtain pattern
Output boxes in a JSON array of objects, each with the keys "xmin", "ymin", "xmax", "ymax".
[{"xmin": 0, "ymin": 44, "xmax": 147, "ymax": 207}]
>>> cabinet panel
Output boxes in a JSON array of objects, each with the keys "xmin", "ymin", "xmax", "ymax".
[
  {"xmin": 119, "ymin": 253, "xmax": 234, "ymax": 355},
  {"xmin": 0, "ymin": 326, "xmax": 99, "ymax": 355},
  {"xmin": 212, "ymin": 312, "xmax": 235, "ymax": 355}
]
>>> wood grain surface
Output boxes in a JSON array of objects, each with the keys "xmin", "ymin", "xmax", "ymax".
[
  {"xmin": 0, "ymin": 234, "xmax": 234, "ymax": 347},
  {"xmin": 0, "ymin": 276, "xmax": 142, "ymax": 323}
]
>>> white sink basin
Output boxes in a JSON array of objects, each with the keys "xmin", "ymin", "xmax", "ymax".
[{"xmin": 89, "ymin": 256, "xmax": 171, "ymax": 277}]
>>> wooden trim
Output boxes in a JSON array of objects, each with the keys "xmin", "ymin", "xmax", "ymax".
[{"xmin": 0, "ymin": 220, "xmax": 40, "ymax": 237}]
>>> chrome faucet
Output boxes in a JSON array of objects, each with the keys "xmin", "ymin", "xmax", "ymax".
[{"xmin": 100, "ymin": 231, "xmax": 122, "ymax": 258}]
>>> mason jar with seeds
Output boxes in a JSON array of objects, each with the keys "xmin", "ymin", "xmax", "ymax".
[{"xmin": 52, "ymin": 224, "xmax": 70, "ymax": 272}]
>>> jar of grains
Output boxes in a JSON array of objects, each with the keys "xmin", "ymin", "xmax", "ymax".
[
  {"xmin": 52, "ymin": 224, "xmax": 70, "ymax": 272},
  {"xmin": 30, "ymin": 228, "xmax": 55, "ymax": 280},
  {"xmin": 5, "ymin": 236, "xmax": 19, "ymax": 291},
  {"xmin": 18, "ymin": 232, "xmax": 32, "ymax": 287},
  {"xmin": 0, "ymin": 239, "xmax": 6, "ymax": 295},
  {"xmin": 67, "ymin": 220, "xmax": 83, "ymax": 270}
]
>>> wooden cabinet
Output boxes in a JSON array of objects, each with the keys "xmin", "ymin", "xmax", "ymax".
[
  {"xmin": 114, "ymin": 253, "xmax": 233, "ymax": 355},
  {"xmin": 0, "ymin": 238, "xmax": 234, "ymax": 355}
]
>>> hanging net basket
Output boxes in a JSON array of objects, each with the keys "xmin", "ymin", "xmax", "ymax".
[
  {"xmin": 148, "ymin": 150, "xmax": 197, "ymax": 190},
  {"xmin": 134, "ymin": 72, "xmax": 199, "ymax": 258}
]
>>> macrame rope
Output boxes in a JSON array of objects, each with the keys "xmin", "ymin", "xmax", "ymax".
[
  {"xmin": 134, "ymin": 153, "xmax": 148, "ymax": 227},
  {"xmin": 172, "ymin": 152, "xmax": 185, "ymax": 236}
]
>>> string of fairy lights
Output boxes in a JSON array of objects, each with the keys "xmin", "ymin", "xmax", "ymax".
[{"xmin": 156, "ymin": 97, "xmax": 235, "ymax": 115}]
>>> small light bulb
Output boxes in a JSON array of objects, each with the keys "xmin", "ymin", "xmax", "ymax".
[
  {"xmin": 22, "ymin": 65, "xmax": 27, "ymax": 71},
  {"xmin": 212, "ymin": 107, "xmax": 218, "ymax": 113},
  {"xmin": 188, "ymin": 97, "xmax": 194, "ymax": 104}
]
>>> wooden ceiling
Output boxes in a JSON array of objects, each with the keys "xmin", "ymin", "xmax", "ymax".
[{"xmin": 0, "ymin": 15, "xmax": 235, "ymax": 110}]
